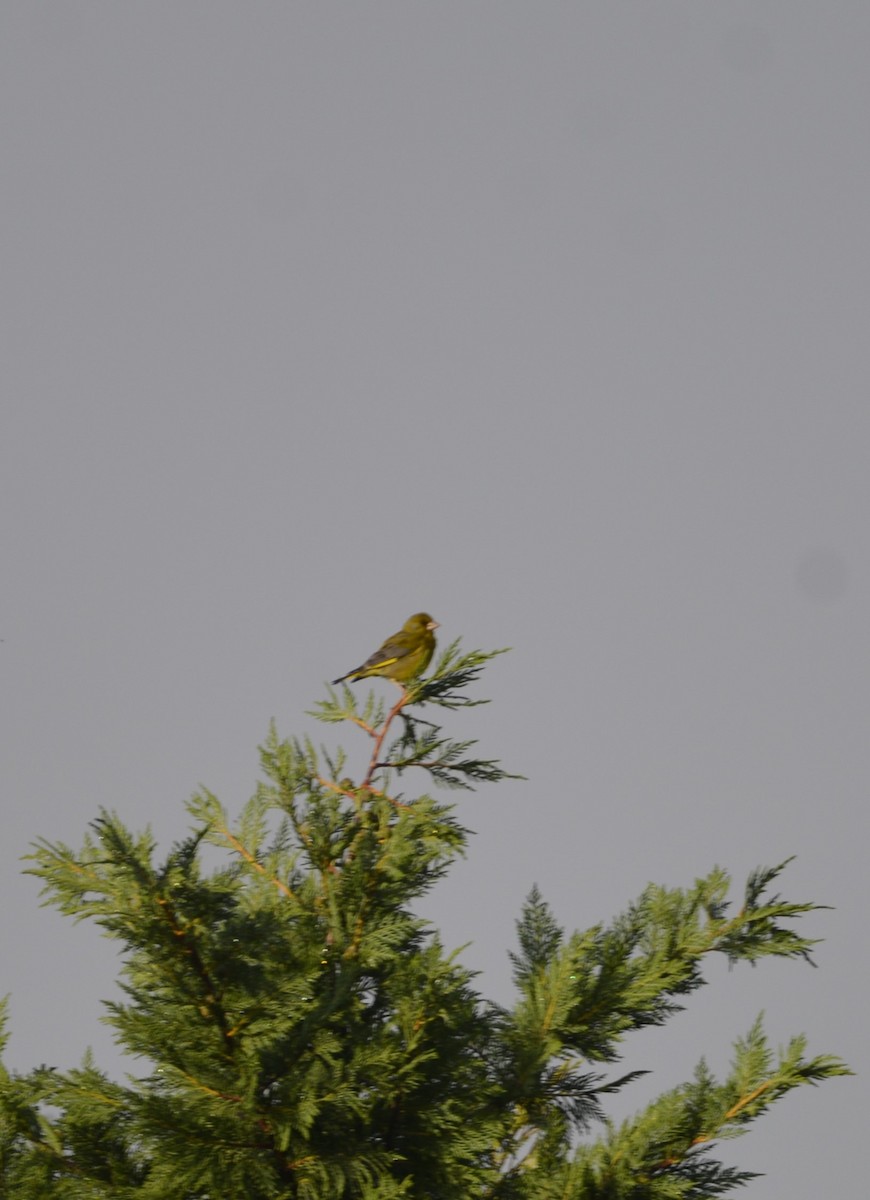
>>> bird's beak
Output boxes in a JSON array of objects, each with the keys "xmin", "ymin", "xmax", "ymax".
[{"xmin": 428, "ymin": 620, "xmax": 440, "ymax": 630}]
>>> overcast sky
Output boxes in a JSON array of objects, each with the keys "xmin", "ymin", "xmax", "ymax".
[{"xmin": 1, "ymin": 3, "xmax": 867, "ymax": 1195}]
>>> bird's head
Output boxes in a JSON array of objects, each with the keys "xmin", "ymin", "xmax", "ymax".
[{"xmin": 406, "ymin": 612, "xmax": 439, "ymax": 633}]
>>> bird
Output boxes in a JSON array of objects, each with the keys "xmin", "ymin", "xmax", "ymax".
[{"xmin": 331, "ymin": 613, "xmax": 439, "ymax": 687}]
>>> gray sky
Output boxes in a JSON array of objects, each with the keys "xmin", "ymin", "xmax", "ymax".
[{"xmin": 1, "ymin": 3, "xmax": 867, "ymax": 1194}]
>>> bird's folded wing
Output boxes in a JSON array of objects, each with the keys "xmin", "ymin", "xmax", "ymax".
[{"xmin": 362, "ymin": 650, "xmax": 401, "ymax": 671}]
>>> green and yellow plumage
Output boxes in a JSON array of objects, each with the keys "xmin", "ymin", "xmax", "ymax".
[{"xmin": 332, "ymin": 613, "xmax": 439, "ymax": 686}]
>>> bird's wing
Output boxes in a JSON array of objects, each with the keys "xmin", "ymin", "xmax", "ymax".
[{"xmin": 359, "ymin": 630, "xmax": 413, "ymax": 672}]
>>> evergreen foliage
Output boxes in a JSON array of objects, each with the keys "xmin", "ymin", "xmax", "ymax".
[{"xmin": 1, "ymin": 642, "xmax": 850, "ymax": 1197}]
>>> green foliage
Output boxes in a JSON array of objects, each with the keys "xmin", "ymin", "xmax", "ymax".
[{"xmin": 1, "ymin": 640, "xmax": 850, "ymax": 1198}]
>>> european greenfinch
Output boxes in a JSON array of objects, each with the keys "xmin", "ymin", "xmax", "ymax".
[{"xmin": 332, "ymin": 613, "xmax": 439, "ymax": 686}]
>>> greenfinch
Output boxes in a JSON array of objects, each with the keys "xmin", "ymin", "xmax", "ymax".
[{"xmin": 332, "ymin": 613, "xmax": 439, "ymax": 686}]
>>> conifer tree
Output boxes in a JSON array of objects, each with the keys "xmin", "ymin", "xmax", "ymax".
[{"xmin": 1, "ymin": 640, "xmax": 850, "ymax": 1198}]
